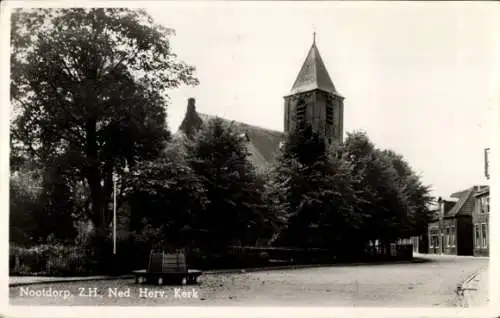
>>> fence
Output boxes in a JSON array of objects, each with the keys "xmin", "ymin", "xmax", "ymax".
[
  {"xmin": 10, "ymin": 243, "xmax": 414, "ymax": 276},
  {"xmin": 364, "ymin": 243, "xmax": 413, "ymax": 261}
]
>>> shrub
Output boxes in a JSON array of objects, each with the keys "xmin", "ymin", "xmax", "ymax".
[
  {"xmin": 10, "ymin": 245, "xmax": 44, "ymax": 275},
  {"xmin": 10, "ymin": 244, "xmax": 92, "ymax": 276}
]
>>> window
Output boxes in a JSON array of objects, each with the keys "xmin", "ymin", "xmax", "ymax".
[
  {"xmin": 296, "ymin": 100, "xmax": 307, "ymax": 130},
  {"xmin": 481, "ymin": 223, "xmax": 488, "ymax": 248},
  {"xmin": 475, "ymin": 224, "xmax": 481, "ymax": 248},
  {"xmin": 480, "ymin": 196, "xmax": 490, "ymax": 214},
  {"xmin": 429, "ymin": 229, "xmax": 438, "ymax": 248},
  {"xmin": 326, "ymin": 102, "xmax": 334, "ymax": 125},
  {"xmin": 450, "ymin": 225, "xmax": 456, "ymax": 247}
]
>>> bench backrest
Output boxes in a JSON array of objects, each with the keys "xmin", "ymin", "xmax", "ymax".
[{"xmin": 148, "ymin": 250, "xmax": 187, "ymax": 273}]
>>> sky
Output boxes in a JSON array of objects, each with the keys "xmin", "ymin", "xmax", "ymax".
[{"xmin": 144, "ymin": 2, "xmax": 498, "ymax": 198}]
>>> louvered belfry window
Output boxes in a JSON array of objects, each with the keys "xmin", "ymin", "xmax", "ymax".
[
  {"xmin": 326, "ymin": 100, "xmax": 334, "ymax": 126},
  {"xmin": 296, "ymin": 100, "xmax": 306, "ymax": 130}
]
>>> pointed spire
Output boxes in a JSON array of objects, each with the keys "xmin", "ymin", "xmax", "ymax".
[{"xmin": 286, "ymin": 35, "xmax": 340, "ymax": 97}]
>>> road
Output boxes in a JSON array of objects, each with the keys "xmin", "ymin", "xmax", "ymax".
[{"xmin": 9, "ymin": 254, "xmax": 488, "ymax": 307}]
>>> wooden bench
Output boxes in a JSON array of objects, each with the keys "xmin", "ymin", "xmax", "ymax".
[{"xmin": 132, "ymin": 250, "xmax": 202, "ymax": 285}]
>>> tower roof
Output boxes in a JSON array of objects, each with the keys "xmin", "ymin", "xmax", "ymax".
[{"xmin": 286, "ymin": 38, "xmax": 341, "ymax": 97}]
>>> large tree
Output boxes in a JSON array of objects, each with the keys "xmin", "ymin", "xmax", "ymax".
[
  {"xmin": 9, "ymin": 172, "xmax": 40, "ymax": 245},
  {"xmin": 342, "ymin": 132, "xmax": 432, "ymax": 245},
  {"xmin": 272, "ymin": 129, "xmax": 433, "ymax": 255},
  {"xmin": 379, "ymin": 149, "xmax": 434, "ymax": 237},
  {"xmin": 10, "ymin": 8, "xmax": 198, "ymax": 230},
  {"xmin": 185, "ymin": 118, "xmax": 271, "ymax": 249},
  {"xmin": 124, "ymin": 137, "xmax": 208, "ymax": 248},
  {"xmin": 270, "ymin": 126, "xmax": 364, "ymax": 252}
]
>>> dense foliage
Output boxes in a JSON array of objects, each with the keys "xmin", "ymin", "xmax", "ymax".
[
  {"xmin": 10, "ymin": 9, "xmax": 433, "ymax": 275},
  {"xmin": 184, "ymin": 118, "xmax": 276, "ymax": 250},
  {"xmin": 270, "ymin": 129, "xmax": 433, "ymax": 256},
  {"xmin": 11, "ymin": 8, "xmax": 198, "ymax": 230}
]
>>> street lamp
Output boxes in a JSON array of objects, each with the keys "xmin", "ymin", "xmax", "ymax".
[{"xmin": 112, "ymin": 164, "xmax": 129, "ymax": 256}]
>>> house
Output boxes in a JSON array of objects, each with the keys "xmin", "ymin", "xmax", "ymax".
[
  {"xmin": 427, "ymin": 199, "xmax": 457, "ymax": 254},
  {"xmin": 178, "ymin": 35, "xmax": 344, "ymax": 172},
  {"xmin": 472, "ymin": 186, "xmax": 489, "ymax": 256},
  {"xmin": 427, "ymin": 186, "xmax": 487, "ymax": 256}
]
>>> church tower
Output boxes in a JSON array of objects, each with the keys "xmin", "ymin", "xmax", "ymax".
[{"xmin": 284, "ymin": 34, "xmax": 344, "ymax": 147}]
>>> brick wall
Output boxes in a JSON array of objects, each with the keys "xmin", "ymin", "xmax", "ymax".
[{"xmin": 472, "ymin": 193, "xmax": 489, "ymax": 256}]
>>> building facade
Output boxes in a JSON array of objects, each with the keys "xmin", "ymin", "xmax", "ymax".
[
  {"xmin": 428, "ymin": 199, "xmax": 461, "ymax": 255},
  {"xmin": 427, "ymin": 186, "xmax": 486, "ymax": 256},
  {"xmin": 472, "ymin": 187, "xmax": 489, "ymax": 256}
]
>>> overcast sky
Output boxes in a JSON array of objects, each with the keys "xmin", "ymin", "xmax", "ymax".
[{"xmin": 145, "ymin": 2, "xmax": 498, "ymax": 198}]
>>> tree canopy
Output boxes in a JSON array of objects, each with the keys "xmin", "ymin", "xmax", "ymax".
[
  {"xmin": 269, "ymin": 128, "xmax": 433, "ymax": 255},
  {"xmin": 10, "ymin": 8, "xmax": 198, "ymax": 230},
  {"xmin": 184, "ymin": 118, "xmax": 275, "ymax": 249}
]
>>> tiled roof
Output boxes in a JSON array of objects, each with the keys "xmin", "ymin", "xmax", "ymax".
[
  {"xmin": 197, "ymin": 113, "xmax": 284, "ymax": 173},
  {"xmin": 445, "ymin": 186, "xmax": 485, "ymax": 218},
  {"xmin": 450, "ymin": 189, "xmax": 469, "ymax": 200},
  {"xmin": 286, "ymin": 41, "xmax": 340, "ymax": 97},
  {"xmin": 474, "ymin": 186, "xmax": 490, "ymax": 197},
  {"xmin": 430, "ymin": 200, "xmax": 455, "ymax": 221},
  {"xmin": 177, "ymin": 98, "xmax": 283, "ymax": 174}
]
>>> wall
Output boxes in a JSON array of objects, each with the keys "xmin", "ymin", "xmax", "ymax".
[
  {"xmin": 283, "ymin": 89, "xmax": 343, "ymax": 146},
  {"xmin": 472, "ymin": 193, "xmax": 489, "ymax": 256},
  {"xmin": 428, "ymin": 218, "xmax": 465, "ymax": 255}
]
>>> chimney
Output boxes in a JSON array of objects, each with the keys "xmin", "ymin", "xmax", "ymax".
[
  {"xmin": 187, "ymin": 98, "xmax": 196, "ymax": 114},
  {"xmin": 437, "ymin": 197, "xmax": 444, "ymax": 219}
]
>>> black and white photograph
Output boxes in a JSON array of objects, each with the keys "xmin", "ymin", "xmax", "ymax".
[{"xmin": 4, "ymin": 1, "xmax": 498, "ymax": 312}]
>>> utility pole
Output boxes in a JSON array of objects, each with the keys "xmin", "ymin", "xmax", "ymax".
[
  {"xmin": 112, "ymin": 163, "xmax": 129, "ymax": 257},
  {"xmin": 484, "ymin": 148, "xmax": 490, "ymax": 180}
]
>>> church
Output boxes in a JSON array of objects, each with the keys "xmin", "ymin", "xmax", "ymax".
[{"xmin": 178, "ymin": 36, "xmax": 345, "ymax": 173}]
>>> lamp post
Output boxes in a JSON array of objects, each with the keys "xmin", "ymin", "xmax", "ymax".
[
  {"xmin": 112, "ymin": 164, "xmax": 129, "ymax": 256},
  {"xmin": 112, "ymin": 171, "xmax": 118, "ymax": 255}
]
